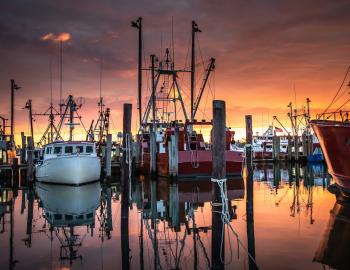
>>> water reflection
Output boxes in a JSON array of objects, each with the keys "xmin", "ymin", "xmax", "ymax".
[
  {"xmin": 0, "ymin": 162, "xmax": 340, "ymax": 269},
  {"xmin": 314, "ymin": 197, "xmax": 350, "ymax": 269}
]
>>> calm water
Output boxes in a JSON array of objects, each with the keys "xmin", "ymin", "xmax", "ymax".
[{"xmin": 0, "ymin": 163, "xmax": 343, "ymax": 270}]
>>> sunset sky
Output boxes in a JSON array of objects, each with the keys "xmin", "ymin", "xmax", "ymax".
[{"xmin": 0, "ymin": 0, "xmax": 349, "ymax": 142}]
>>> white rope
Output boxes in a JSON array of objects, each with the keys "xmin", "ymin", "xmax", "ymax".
[
  {"xmin": 211, "ymin": 177, "xmax": 233, "ymax": 265},
  {"xmin": 211, "ymin": 177, "xmax": 259, "ymax": 269}
]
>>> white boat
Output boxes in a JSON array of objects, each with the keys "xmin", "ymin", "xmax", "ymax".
[{"xmin": 35, "ymin": 141, "xmax": 101, "ymax": 185}]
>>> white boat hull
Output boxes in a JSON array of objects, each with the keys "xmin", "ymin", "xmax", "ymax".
[{"xmin": 35, "ymin": 155, "xmax": 101, "ymax": 185}]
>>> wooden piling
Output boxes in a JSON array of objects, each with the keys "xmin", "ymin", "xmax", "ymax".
[
  {"xmin": 27, "ymin": 136, "xmax": 34, "ymax": 182},
  {"xmin": 168, "ymin": 128, "xmax": 179, "ymax": 177},
  {"xmin": 20, "ymin": 132, "xmax": 26, "ymax": 164},
  {"xmin": 272, "ymin": 136, "xmax": 280, "ymax": 161},
  {"xmin": 245, "ymin": 115, "xmax": 257, "ymax": 269},
  {"xmin": 294, "ymin": 135, "xmax": 299, "ymax": 161},
  {"xmin": 105, "ymin": 134, "xmax": 112, "ymax": 179},
  {"xmin": 211, "ymin": 100, "xmax": 226, "ymax": 270},
  {"xmin": 121, "ymin": 103, "xmax": 132, "ymax": 270},
  {"xmin": 287, "ymin": 135, "xmax": 292, "ymax": 161}
]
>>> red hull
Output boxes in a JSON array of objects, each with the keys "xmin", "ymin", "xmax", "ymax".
[
  {"xmin": 311, "ymin": 120, "xmax": 350, "ymax": 194},
  {"xmin": 138, "ymin": 150, "xmax": 243, "ymax": 178}
]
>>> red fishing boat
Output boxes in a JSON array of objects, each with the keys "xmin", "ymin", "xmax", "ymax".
[
  {"xmin": 311, "ymin": 117, "xmax": 350, "ymax": 195},
  {"xmin": 137, "ymin": 122, "xmax": 243, "ymax": 177},
  {"xmin": 132, "ymin": 19, "xmax": 243, "ymax": 178}
]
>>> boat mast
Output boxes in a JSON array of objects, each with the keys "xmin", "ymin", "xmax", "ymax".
[{"xmin": 191, "ymin": 21, "xmax": 201, "ymax": 121}]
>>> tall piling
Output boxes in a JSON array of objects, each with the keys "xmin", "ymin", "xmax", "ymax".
[
  {"xmin": 211, "ymin": 100, "xmax": 226, "ymax": 270},
  {"xmin": 294, "ymin": 135, "xmax": 299, "ymax": 161},
  {"xmin": 121, "ymin": 103, "xmax": 132, "ymax": 270},
  {"xmin": 105, "ymin": 134, "xmax": 112, "ymax": 180},
  {"xmin": 272, "ymin": 136, "xmax": 280, "ymax": 161},
  {"xmin": 245, "ymin": 115, "xmax": 257, "ymax": 269},
  {"xmin": 20, "ymin": 132, "xmax": 26, "ymax": 164},
  {"xmin": 150, "ymin": 54, "xmax": 157, "ymax": 175},
  {"xmin": 168, "ymin": 128, "xmax": 179, "ymax": 178},
  {"xmin": 27, "ymin": 136, "xmax": 34, "ymax": 182}
]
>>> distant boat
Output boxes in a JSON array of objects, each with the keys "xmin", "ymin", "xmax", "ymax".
[
  {"xmin": 310, "ymin": 119, "xmax": 350, "ymax": 195},
  {"xmin": 35, "ymin": 141, "xmax": 101, "ymax": 185}
]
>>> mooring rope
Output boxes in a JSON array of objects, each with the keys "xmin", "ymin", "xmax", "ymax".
[{"xmin": 211, "ymin": 177, "xmax": 259, "ymax": 269}]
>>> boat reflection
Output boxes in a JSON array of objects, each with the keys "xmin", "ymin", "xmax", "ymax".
[
  {"xmin": 314, "ymin": 197, "xmax": 350, "ymax": 269},
  {"xmin": 35, "ymin": 182, "xmax": 101, "ymax": 265}
]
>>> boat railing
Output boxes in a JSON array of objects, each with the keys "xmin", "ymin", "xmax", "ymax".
[{"xmin": 316, "ymin": 110, "xmax": 350, "ymax": 122}]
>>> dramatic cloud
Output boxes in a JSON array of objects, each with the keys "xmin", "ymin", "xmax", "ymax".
[
  {"xmin": 0, "ymin": 0, "xmax": 349, "ymax": 141},
  {"xmin": 41, "ymin": 32, "xmax": 71, "ymax": 42}
]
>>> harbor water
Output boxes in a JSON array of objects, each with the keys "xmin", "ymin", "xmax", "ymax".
[{"xmin": 0, "ymin": 163, "xmax": 342, "ymax": 269}]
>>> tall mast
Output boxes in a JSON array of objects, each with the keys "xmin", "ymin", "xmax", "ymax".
[
  {"xmin": 131, "ymin": 17, "xmax": 143, "ymax": 129},
  {"xmin": 151, "ymin": 54, "xmax": 156, "ymax": 130},
  {"xmin": 191, "ymin": 21, "xmax": 201, "ymax": 121},
  {"xmin": 50, "ymin": 61, "xmax": 54, "ymax": 142},
  {"xmin": 59, "ymin": 40, "xmax": 63, "ymax": 115}
]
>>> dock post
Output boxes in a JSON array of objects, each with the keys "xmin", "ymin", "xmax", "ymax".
[
  {"xmin": 27, "ymin": 136, "xmax": 34, "ymax": 182},
  {"xmin": 211, "ymin": 100, "xmax": 226, "ymax": 270},
  {"xmin": 105, "ymin": 134, "xmax": 112, "ymax": 180},
  {"xmin": 302, "ymin": 133, "xmax": 307, "ymax": 157},
  {"xmin": 245, "ymin": 115, "xmax": 257, "ymax": 269},
  {"xmin": 121, "ymin": 103, "xmax": 132, "ymax": 270},
  {"xmin": 287, "ymin": 135, "xmax": 292, "ymax": 161},
  {"xmin": 294, "ymin": 135, "xmax": 299, "ymax": 161},
  {"xmin": 20, "ymin": 132, "xmax": 26, "ymax": 164},
  {"xmin": 272, "ymin": 136, "xmax": 280, "ymax": 161},
  {"xmin": 169, "ymin": 128, "xmax": 179, "ymax": 178}
]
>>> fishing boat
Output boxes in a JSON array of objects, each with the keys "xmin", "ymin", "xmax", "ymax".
[
  {"xmin": 138, "ymin": 122, "xmax": 244, "ymax": 177},
  {"xmin": 133, "ymin": 19, "xmax": 244, "ymax": 177},
  {"xmin": 35, "ymin": 141, "xmax": 101, "ymax": 185},
  {"xmin": 311, "ymin": 118, "xmax": 350, "ymax": 195},
  {"xmin": 35, "ymin": 95, "xmax": 101, "ymax": 185},
  {"xmin": 253, "ymin": 126, "xmax": 289, "ymax": 160}
]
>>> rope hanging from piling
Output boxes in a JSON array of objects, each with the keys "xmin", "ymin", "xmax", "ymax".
[{"xmin": 211, "ymin": 177, "xmax": 259, "ymax": 269}]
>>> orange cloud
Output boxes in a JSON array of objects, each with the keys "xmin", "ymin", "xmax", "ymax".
[{"xmin": 40, "ymin": 32, "xmax": 71, "ymax": 42}]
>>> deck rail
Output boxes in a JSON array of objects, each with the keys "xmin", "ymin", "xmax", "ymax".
[{"xmin": 316, "ymin": 110, "xmax": 350, "ymax": 122}]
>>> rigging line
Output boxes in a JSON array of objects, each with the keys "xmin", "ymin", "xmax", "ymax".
[
  {"xmin": 332, "ymin": 96, "xmax": 350, "ymax": 116},
  {"xmin": 318, "ymin": 65, "xmax": 350, "ymax": 118},
  {"xmin": 99, "ymin": 58, "xmax": 103, "ymax": 100}
]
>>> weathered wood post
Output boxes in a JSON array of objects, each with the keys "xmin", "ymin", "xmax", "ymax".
[
  {"xmin": 287, "ymin": 135, "xmax": 292, "ymax": 161},
  {"xmin": 272, "ymin": 135, "xmax": 280, "ymax": 161},
  {"xmin": 302, "ymin": 133, "xmax": 307, "ymax": 157},
  {"xmin": 168, "ymin": 128, "xmax": 179, "ymax": 178},
  {"xmin": 121, "ymin": 103, "xmax": 132, "ymax": 270},
  {"xmin": 245, "ymin": 115, "xmax": 257, "ymax": 270},
  {"xmin": 150, "ymin": 54, "xmax": 157, "ymax": 175},
  {"xmin": 27, "ymin": 136, "xmax": 34, "ymax": 182},
  {"xmin": 294, "ymin": 135, "xmax": 299, "ymax": 161},
  {"xmin": 211, "ymin": 100, "xmax": 226, "ymax": 270},
  {"xmin": 20, "ymin": 132, "xmax": 26, "ymax": 164},
  {"xmin": 105, "ymin": 134, "xmax": 112, "ymax": 180}
]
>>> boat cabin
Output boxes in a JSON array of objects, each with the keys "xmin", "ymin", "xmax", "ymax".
[{"xmin": 43, "ymin": 142, "xmax": 97, "ymax": 159}]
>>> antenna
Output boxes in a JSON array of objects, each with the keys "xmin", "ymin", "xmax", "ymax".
[
  {"xmin": 171, "ymin": 16, "xmax": 175, "ymax": 68},
  {"xmin": 99, "ymin": 57, "xmax": 103, "ymax": 101},
  {"xmin": 50, "ymin": 61, "xmax": 53, "ymax": 106}
]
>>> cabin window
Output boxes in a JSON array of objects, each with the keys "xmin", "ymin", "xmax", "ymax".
[
  {"xmin": 76, "ymin": 146, "xmax": 84, "ymax": 153},
  {"xmin": 76, "ymin": 215, "xmax": 84, "ymax": 220},
  {"xmin": 45, "ymin": 147, "xmax": 52, "ymax": 154},
  {"xmin": 54, "ymin": 147, "xmax": 62, "ymax": 154},
  {"xmin": 86, "ymin": 146, "xmax": 93, "ymax": 153},
  {"xmin": 65, "ymin": 214, "xmax": 73, "ymax": 220},
  {"xmin": 86, "ymin": 213, "xmax": 93, "ymax": 219},
  {"xmin": 54, "ymin": 214, "xmax": 62, "ymax": 220},
  {"xmin": 65, "ymin": 146, "xmax": 73, "ymax": 154}
]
